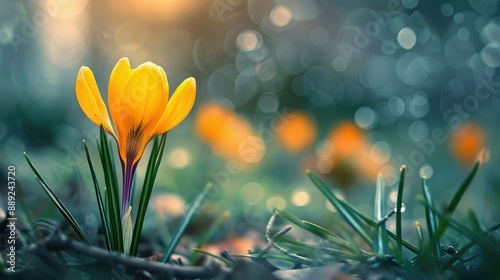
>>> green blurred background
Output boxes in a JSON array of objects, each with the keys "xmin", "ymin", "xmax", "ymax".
[{"xmin": 1, "ymin": 0, "xmax": 500, "ymax": 246}]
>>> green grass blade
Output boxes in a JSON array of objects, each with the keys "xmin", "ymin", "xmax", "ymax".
[
  {"xmin": 415, "ymin": 221, "xmax": 424, "ymax": 248},
  {"xmin": 307, "ymin": 170, "xmax": 373, "ymax": 247},
  {"xmin": 190, "ymin": 210, "xmax": 231, "ymax": 263},
  {"xmin": 83, "ymin": 140, "xmax": 113, "ymax": 251},
  {"xmin": 337, "ymin": 223, "xmax": 363, "ymax": 256},
  {"xmin": 422, "ymin": 179, "xmax": 440, "ymax": 258},
  {"xmin": 374, "ymin": 174, "xmax": 388, "ymax": 255},
  {"xmin": 467, "ymin": 209, "xmax": 482, "ymax": 232},
  {"xmin": 302, "ymin": 220, "xmax": 351, "ymax": 247},
  {"xmin": 130, "ymin": 134, "xmax": 167, "ymax": 256},
  {"xmin": 432, "ymin": 161, "xmax": 480, "ymax": 245},
  {"xmin": 396, "ymin": 165, "xmax": 406, "ymax": 258},
  {"xmin": 334, "ymin": 184, "xmax": 420, "ymax": 254},
  {"xmin": 273, "ymin": 235, "xmax": 358, "ymax": 259},
  {"xmin": 161, "ymin": 183, "xmax": 213, "ymax": 263},
  {"xmin": 417, "ymin": 198, "xmax": 500, "ymax": 256},
  {"xmin": 98, "ymin": 125, "xmax": 123, "ymax": 252},
  {"xmin": 191, "ymin": 248, "xmax": 235, "ymax": 266},
  {"xmin": 273, "ymin": 208, "xmax": 350, "ymax": 247},
  {"xmin": 440, "ymin": 221, "xmax": 500, "ymax": 272},
  {"xmin": 447, "ymin": 160, "xmax": 481, "ymax": 213},
  {"xmin": 24, "ymin": 153, "xmax": 91, "ymax": 245},
  {"xmin": 233, "ymin": 252, "xmax": 313, "ymax": 263},
  {"xmin": 307, "ymin": 170, "xmax": 419, "ymax": 254}
]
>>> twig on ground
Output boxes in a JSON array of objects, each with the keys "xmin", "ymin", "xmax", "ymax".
[{"xmin": 27, "ymin": 230, "xmax": 227, "ymax": 279}]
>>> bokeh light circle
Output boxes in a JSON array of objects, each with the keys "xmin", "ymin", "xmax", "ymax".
[
  {"xmin": 355, "ymin": 107, "xmax": 378, "ymax": 129},
  {"xmin": 236, "ymin": 30, "xmax": 262, "ymax": 52},
  {"xmin": 382, "ymin": 40, "xmax": 397, "ymax": 55},
  {"xmin": 240, "ymin": 182, "xmax": 265, "ymax": 204},
  {"xmin": 396, "ymin": 52, "xmax": 429, "ymax": 85},
  {"xmin": 266, "ymin": 196, "xmax": 286, "ymax": 212},
  {"xmin": 457, "ymin": 27, "xmax": 470, "ymax": 41},
  {"xmin": 332, "ymin": 57, "xmax": 348, "ymax": 72},
  {"xmin": 270, "ymin": 5, "xmax": 292, "ymax": 27},
  {"xmin": 408, "ymin": 120, "xmax": 429, "ymax": 141},
  {"xmin": 441, "ymin": 3, "xmax": 454, "ymax": 16},
  {"xmin": 481, "ymin": 42, "xmax": 500, "ymax": 68},
  {"xmin": 371, "ymin": 141, "xmax": 391, "ymax": 164},
  {"xmin": 397, "ymin": 27, "xmax": 417, "ymax": 50},
  {"xmin": 407, "ymin": 92, "xmax": 430, "ymax": 118},
  {"xmin": 257, "ymin": 92, "xmax": 279, "ymax": 113},
  {"xmin": 388, "ymin": 97, "xmax": 405, "ymax": 117},
  {"xmin": 402, "ymin": 0, "xmax": 419, "ymax": 9},
  {"xmin": 291, "ymin": 188, "xmax": 311, "ymax": 207},
  {"xmin": 419, "ymin": 164, "xmax": 434, "ymax": 179},
  {"xmin": 167, "ymin": 147, "xmax": 191, "ymax": 169}
]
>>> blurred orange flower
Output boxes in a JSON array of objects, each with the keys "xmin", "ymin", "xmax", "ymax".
[
  {"xmin": 449, "ymin": 122, "xmax": 485, "ymax": 166},
  {"xmin": 317, "ymin": 121, "xmax": 382, "ymax": 187},
  {"xmin": 195, "ymin": 103, "xmax": 261, "ymax": 163},
  {"xmin": 202, "ymin": 233, "xmax": 263, "ymax": 255},
  {"xmin": 275, "ymin": 111, "xmax": 317, "ymax": 153},
  {"xmin": 152, "ymin": 193, "xmax": 186, "ymax": 220}
]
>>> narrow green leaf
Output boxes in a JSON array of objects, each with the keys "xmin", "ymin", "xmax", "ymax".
[
  {"xmin": 161, "ymin": 183, "xmax": 213, "ymax": 263},
  {"xmin": 467, "ymin": 209, "xmax": 482, "ymax": 232},
  {"xmin": 273, "ymin": 235, "xmax": 348, "ymax": 256},
  {"xmin": 374, "ymin": 174, "xmax": 388, "ymax": 255},
  {"xmin": 24, "ymin": 153, "xmax": 91, "ymax": 245},
  {"xmin": 338, "ymin": 224, "xmax": 363, "ymax": 256},
  {"xmin": 447, "ymin": 161, "xmax": 481, "ymax": 213},
  {"xmin": 83, "ymin": 140, "xmax": 113, "ymax": 251},
  {"xmin": 273, "ymin": 208, "xmax": 350, "ymax": 248},
  {"xmin": 330, "ymin": 182, "xmax": 420, "ymax": 254},
  {"xmin": 98, "ymin": 125, "xmax": 123, "ymax": 252},
  {"xmin": 130, "ymin": 134, "xmax": 167, "ymax": 256},
  {"xmin": 396, "ymin": 165, "xmax": 406, "ymax": 258},
  {"xmin": 307, "ymin": 170, "xmax": 373, "ymax": 247},
  {"xmin": 417, "ymin": 198, "xmax": 500, "ymax": 256},
  {"xmin": 191, "ymin": 248, "xmax": 236, "ymax": 266},
  {"xmin": 232, "ymin": 252, "xmax": 311, "ymax": 263},
  {"xmin": 440, "ymin": 221, "xmax": 500, "ymax": 272},
  {"xmin": 415, "ymin": 221, "xmax": 424, "ymax": 247},
  {"xmin": 190, "ymin": 210, "xmax": 231, "ymax": 263},
  {"xmin": 422, "ymin": 179, "xmax": 440, "ymax": 258},
  {"xmin": 302, "ymin": 220, "xmax": 351, "ymax": 247},
  {"xmin": 432, "ymin": 161, "xmax": 480, "ymax": 245},
  {"xmin": 306, "ymin": 171, "xmax": 419, "ymax": 254}
]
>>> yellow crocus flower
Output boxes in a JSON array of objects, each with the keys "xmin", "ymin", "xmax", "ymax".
[{"xmin": 75, "ymin": 57, "xmax": 196, "ymax": 215}]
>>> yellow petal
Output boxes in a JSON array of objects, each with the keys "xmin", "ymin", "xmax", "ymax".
[
  {"xmin": 111, "ymin": 61, "xmax": 169, "ymax": 165},
  {"xmin": 154, "ymin": 77, "xmax": 196, "ymax": 135},
  {"xmin": 158, "ymin": 65, "xmax": 169, "ymax": 101},
  {"xmin": 75, "ymin": 66, "xmax": 115, "ymax": 137},
  {"xmin": 108, "ymin": 58, "xmax": 133, "ymax": 137},
  {"xmin": 114, "ymin": 62, "xmax": 168, "ymax": 133}
]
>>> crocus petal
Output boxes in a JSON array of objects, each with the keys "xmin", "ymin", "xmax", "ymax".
[
  {"xmin": 115, "ymin": 62, "xmax": 168, "ymax": 133},
  {"xmin": 108, "ymin": 58, "xmax": 133, "ymax": 140},
  {"xmin": 111, "ymin": 62, "xmax": 169, "ymax": 165},
  {"xmin": 154, "ymin": 77, "xmax": 196, "ymax": 135},
  {"xmin": 75, "ymin": 66, "xmax": 115, "ymax": 137},
  {"xmin": 108, "ymin": 57, "xmax": 132, "ymax": 103},
  {"xmin": 158, "ymin": 65, "xmax": 169, "ymax": 101}
]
